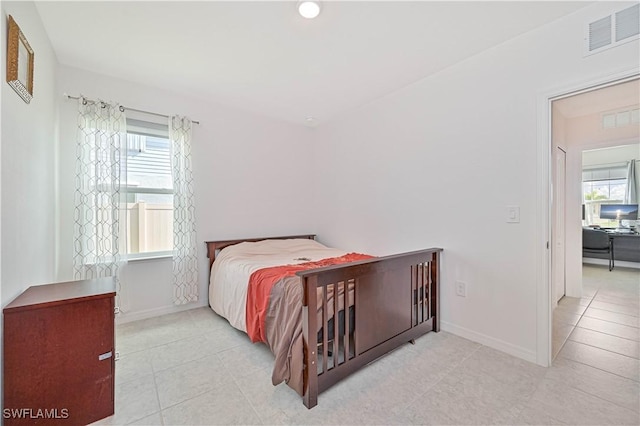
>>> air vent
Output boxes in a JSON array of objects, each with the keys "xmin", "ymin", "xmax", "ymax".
[
  {"xmin": 585, "ymin": 4, "xmax": 640, "ymax": 56},
  {"xmin": 602, "ymin": 107, "xmax": 640, "ymax": 129},
  {"xmin": 589, "ymin": 16, "xmax": 612, "ymax": 51},
  {"xmin": 616, "ymin": 4, "xmax": 640, "ymax": 42}
]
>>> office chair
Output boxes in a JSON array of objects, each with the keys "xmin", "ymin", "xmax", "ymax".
[{"xmin": 583, "ymin": 228, "xmax": 614, "ymax": 271}]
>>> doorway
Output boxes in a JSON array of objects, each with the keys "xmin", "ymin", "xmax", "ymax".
[{"xmin": 548, "ymin": 76, "xmax": 640, "ymax": 361}]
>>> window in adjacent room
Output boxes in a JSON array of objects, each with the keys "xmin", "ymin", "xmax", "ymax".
[
  {"xmin": 582, "ymin": 164, "xmax": 627, "ymax": 227},
  {"xmin": 122, "ymin": 119, "xmax": 173, "ymax": 258}
]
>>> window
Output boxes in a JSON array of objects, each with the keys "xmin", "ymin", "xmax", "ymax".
[
  {"xmin": 582, "ymin": 164, "xmax": 627, "ymax": 227},
  {"xmin": 122, "ymin": 119, "xmax": 173, "ymax": 257}
]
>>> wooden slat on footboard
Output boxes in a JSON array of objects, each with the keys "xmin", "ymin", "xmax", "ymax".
[{"xmin": 297, "ymin": 247, "xmax": 442, "ymax": 409}]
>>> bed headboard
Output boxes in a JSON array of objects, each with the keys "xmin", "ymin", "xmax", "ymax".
[{"xmin": 205, "ymin": 234, "xmax": 316, "ymax": 271}]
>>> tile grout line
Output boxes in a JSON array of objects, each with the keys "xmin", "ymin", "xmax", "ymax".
[
  {"xmin": 544, "ymin": 374, "xmax": 640, "ymax": 415},
  {"xmin": 570, "ymin": 324, "xmax": 639, "ymax": 342},
  {"xmin": 586, "ymin": 304, "xmax": 640, "ymax": 318},
  {"xmin": 557, "ymin": 349, "xmax": 640, "ymax": 383},
  {"xmin": 143, "ymin": 340, "xmax": 164, "ymax": 426},
  {"xmin": 225, "ymin": 354, "xmax": 268, "ymax": 426},
  {"xmin": 508, "ymin": 354, "xmax": 553, "ymax": 423},
  {"xmin": 580, "ymin": 312, "xmax": 640, "ymax": 328},
  {"xmin": 399, "ymin": 343, "xmax": 484, "ymax": 410},
  {"xmin": 141, "ymin": 345, "xmax": 243, "ymax": 421},
  {"xmin": 115, "ymin": 330, "xmax": 209, "ymax": 358},
  {"xmin": 117, "ymin": 313, "xmax": 219, "ymax": 424},
  {"xmin": 572, "ymin": 324, "xmax": 640, "ymax": 343},
  {"xmin": 590, "ymin": 297, "xmax": 640, "ymax": 309},
  {"xmin": 554, "ymin": 290, "xmax": 598, "ymax": 358},
  {"xmin": 115, "ymin": 378, "xmax": 163, "ymax": 425},
  {"xmin": 562, "ymin": 337, "xmax": 640, "ymax": 361}
]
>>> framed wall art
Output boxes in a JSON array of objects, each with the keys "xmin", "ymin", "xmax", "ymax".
[{"xmin": 6, "ymin": 15, "xmax": 34, "ymax": 104}]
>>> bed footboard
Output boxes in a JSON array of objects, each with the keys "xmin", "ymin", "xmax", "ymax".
[{"xmin": 297, "ymin": 248, "xmax": 442, "ymax": 409}]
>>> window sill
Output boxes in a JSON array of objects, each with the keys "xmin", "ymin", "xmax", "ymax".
[{"xmin": 126, "ymin": 253, "xmax": 173, "ymax": 263}]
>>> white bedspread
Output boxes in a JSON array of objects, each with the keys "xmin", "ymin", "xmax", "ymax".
[{"xmin": 209, "ymin": 239, "xmax": 347, "ymax": 332}]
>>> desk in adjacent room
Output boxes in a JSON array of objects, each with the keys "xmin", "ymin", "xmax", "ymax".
[
  {"xmin": 608, "ymin": 232, "xmax": 640, "ymax": 263},
  {"xmin": 584, "ymin": 230, "xmax": 640, "ymax": 263}
]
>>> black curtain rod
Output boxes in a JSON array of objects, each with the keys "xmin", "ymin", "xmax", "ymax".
[{"xmin": 64, "ymin": 94, "xmax": 200, "ymax": 125}]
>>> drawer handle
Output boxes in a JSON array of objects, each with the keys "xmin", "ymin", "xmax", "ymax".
[{"xmin": 99, "ymin": 351, "xmax": 113, "ymax": 361}]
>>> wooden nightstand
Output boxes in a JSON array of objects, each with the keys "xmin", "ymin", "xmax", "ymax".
[{"xmin": 3, "ymin": 277, "xmax": 116, "ymax": 425}]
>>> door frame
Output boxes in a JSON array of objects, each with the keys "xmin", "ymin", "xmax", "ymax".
[
  {"xmin": 553, "ymin": 146, "xmax": 567, "ymax": 306},
  {"xmin": 535, "ymin": 68, "xmax": 639, "ymax": 366}
]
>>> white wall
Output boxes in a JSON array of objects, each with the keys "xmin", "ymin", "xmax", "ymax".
[
  {"xmin": 1, "ymin": 2, "xmax": 58, "ymax": 306},
  {"xmin": 312, "ymin": 2, "xmax": 640, "ymax": 362},
  {"xmin": 583, "ymin": 144, "xmax": 640, "ymax": 167},
  {"xmin": 567, "ymin": 112, "xmax": 639, "ymax": 147},
  {"xmin": 1, "ymin": 0, "xmax": 58, "ymax": 406},
  {"xmin": 56, "ymin": 66, "xmax": 315, "ymax": 322}
]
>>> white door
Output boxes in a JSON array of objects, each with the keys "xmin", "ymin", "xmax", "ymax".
[{"xmin": 553, "ymin": 147, "xmax": 567, "ymax": 303}]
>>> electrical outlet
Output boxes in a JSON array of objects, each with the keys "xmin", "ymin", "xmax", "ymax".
[{"xmin": 455, "ymin": 281, "xmax": 467, "ymax": 297}]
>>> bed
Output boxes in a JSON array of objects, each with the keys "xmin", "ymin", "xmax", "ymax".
[{"xmin": 206, "ymin": 235, "xmax": 442, "ymax": 409}]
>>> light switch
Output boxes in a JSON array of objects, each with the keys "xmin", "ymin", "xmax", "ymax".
[{"xmin": 507, "ymin": 205, "xmax": 520, "ymax": 223}]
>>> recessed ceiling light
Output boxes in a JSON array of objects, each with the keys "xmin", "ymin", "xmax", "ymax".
[{"xmin": 298, "ymin": 1, "xmax": 321, "ymax": 19}]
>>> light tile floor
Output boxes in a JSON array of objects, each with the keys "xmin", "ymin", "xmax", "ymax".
[
  {"xmin": 95, "ymin": 265, "xmax": 639, "ymax": 425},
  {"xmin": 553, "ymin": 265, "xmax": 639, "ymax": 373}
]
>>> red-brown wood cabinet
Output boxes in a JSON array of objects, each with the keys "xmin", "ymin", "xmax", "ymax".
[{"xmin": 3, "ymin": 277, "xmax": 116, "ymax": 425}]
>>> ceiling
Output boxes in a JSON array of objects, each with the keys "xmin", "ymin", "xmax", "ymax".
[{"xmin": 35, "ymin": 1, "xmax": 593, "ymax": 126}]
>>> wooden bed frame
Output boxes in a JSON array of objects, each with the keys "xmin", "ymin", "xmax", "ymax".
[{"xmin": 205, "ymin": 235, "xmax": 442, "ymax": 409}]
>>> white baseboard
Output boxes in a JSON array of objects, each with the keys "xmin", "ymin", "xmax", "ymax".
[
  {"xmin": 583, "ymin": 258, "xmax": 640, "ymax": 269},
  {"xmin": 440, "ymin": 320, "xmax": 538, "ymax": 364},
  {"xmin": 116, "ymin": 301, "xmax": 208, "ymax": 324}
]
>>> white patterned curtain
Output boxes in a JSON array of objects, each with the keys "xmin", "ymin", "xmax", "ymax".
[
  {"xmin": 625, "ymin": 159, "xmax": 638, "ymax": 221},
  {"xmin": 625, "ymin": 160, "xmax": 638, "ymax": 204},
  {"xmin": 73, "ymin": 98, "xmax": 126, "ymax": 282},
  {"xmin": 170, "ymin": 116, "xmax": 198, "ymax": 305}
]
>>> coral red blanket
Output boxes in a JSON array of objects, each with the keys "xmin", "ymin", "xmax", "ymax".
[{"xmin": 245, "ymin": 253, "xmax": 373, "ymax": 343}]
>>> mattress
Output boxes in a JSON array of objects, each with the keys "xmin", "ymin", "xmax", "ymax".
[{"xmin": 209, "ymin": 238, "xmax": 348, "ymax": 333}]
